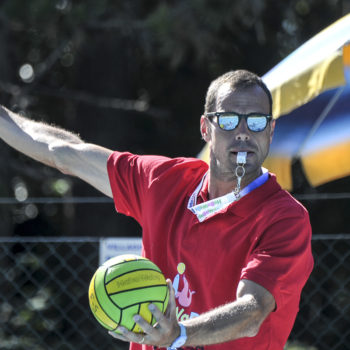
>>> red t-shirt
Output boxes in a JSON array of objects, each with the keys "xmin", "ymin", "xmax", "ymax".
[{"xmin": 107, "ymin": 152, "xmax": 314, "ymax": 350}]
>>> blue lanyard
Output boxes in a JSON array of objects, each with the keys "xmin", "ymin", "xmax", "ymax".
[
  {"xmin": 238, "ymin": 170, "xmax": 269, "ymax": 197},
  {"xmin": 188, "ymin": 169, "xmax": 269, "ymax": 222}
]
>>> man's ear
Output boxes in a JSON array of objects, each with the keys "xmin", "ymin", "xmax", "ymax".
[
  {"xmin": 200, "ymin": 115, "xmax": 211, "ymax": 142},
  {"xmin": 269, "ymin": 119, "xmax": 276, "ymax": 144}
]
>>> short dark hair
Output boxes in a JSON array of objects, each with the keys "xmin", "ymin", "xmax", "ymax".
[{"xmin": 204, "ymin": 70, "xmax": 273, "ymax": 115}]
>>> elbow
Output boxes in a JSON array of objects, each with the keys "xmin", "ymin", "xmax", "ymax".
[
  {"xmin": 239, "ymin": 315, "xmax": 262, "ymax": 338},
  {"xmin": 234, "ymin": 280, "xmax": 276, "ymax": 340},
  {"xmin": 240, "ymin": 303, "xmax": 273, "ymax": 338},
  {"xmin": 49, "ymin": 141, "xmax": 75, "ymax": 175},
  {"xmin": 243, "ymin": 321, "xmax": 261, "ymax": 338}
]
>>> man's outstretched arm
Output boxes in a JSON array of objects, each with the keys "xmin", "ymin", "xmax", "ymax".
[{"xmin": 0, "ymin": 105, "xmax": 113, "ymax": 197}]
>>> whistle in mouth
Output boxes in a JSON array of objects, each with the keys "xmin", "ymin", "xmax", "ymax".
[{"xmin": 237, "ymin": 152, "xmax": 247, "ymax": 165}]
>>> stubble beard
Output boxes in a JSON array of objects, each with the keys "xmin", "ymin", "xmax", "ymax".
[
  {"xmin": 210, "ymin": 151, "xmax": 240, "ymax": 183},
  {"xmin": 210, "ymin": 149, "xmax": 266, "ymax": 186}
]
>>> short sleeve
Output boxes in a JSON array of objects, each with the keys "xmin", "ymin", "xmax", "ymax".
[
  {"xmin": 107, "ymin": 152, "xmax": 204, "ymax": 225},
  {"xmin": 240, "ymin": 208, "xmax": 314, "ymax": 310},
  {"xmin": 107, "ymin": 152, "xmax": 174, "ymax": 223}
]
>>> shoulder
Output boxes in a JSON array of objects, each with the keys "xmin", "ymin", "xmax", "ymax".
[
  {"xmin": 266, "ymin": 173, "xmax": 309, "ymax": 219},
  {"xmin": 107, "ymin": 151, "xmax": 208, "ymax": 181}
]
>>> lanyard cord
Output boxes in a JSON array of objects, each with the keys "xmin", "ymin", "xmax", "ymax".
[
  {"xmin": 188, "ymin": 152, "xmax": 267, "ymax": 222},
  {"xmin": 188, "ymin": 168, "xmax": 268, "ymax": 222}
]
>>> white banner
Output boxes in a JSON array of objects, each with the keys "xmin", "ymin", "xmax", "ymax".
[{"xmin": 99, "ymin": 237, "xmax": 142, "ymax": 265}]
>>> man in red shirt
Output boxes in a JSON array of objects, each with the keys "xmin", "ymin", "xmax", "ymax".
[{"xmin": 0, "ymin": 69, "xmax": 313, "ymax": 350}]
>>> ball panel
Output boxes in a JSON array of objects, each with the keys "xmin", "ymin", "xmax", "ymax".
[
  {"xmin": 109, "ymin": 285, "xmax": 169, "ymax": 308},
  {"xmin": 88, "ymin": 271, "xmax": 118, "ymax": 330},
  {"xmin": 133, "ymin": 324, "xmax": 143, "ymax": 333},
  {"xmin": 163, "ymin": 287, "xmax": 170, "ymax": 313},
  {"xmin": 120, "ymin": 304, "xmax": 141, "ymax": 332},
  {"xmin": 94, "ymin": 266, "xmax": 122, "ymax": 324},
  {"xmin": 106, "ymin": 269, "xmax": 166, "ymax": 294},
  {"xmin": 105, "ymin": 259, "xmax": 161, "ymax": 283}
]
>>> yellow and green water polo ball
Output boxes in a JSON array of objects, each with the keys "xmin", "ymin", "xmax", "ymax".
[{"xmin": 88, "ymin": 254, "xmax": 169, "ymax": 333}]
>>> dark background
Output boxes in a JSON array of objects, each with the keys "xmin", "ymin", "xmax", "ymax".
[{"xmin": 0, "ymin": 0, "xmax": 349, "ymax": 238}]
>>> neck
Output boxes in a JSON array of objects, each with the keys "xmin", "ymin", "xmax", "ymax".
[{"xmin": 207, "ymin": 168, "xmax": 262, "ymax": 200}]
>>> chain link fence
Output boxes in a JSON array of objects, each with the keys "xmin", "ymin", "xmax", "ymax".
[{"xmin": 0, "ymin": 235, "xmax": 349, "ymax": 350}]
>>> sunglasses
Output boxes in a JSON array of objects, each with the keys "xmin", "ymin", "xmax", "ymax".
[{"xmin": 205, "ymin": 112, "xmax": 272, "ymax": 132}]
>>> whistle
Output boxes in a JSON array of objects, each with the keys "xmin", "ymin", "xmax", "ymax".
[{"xmin": 237, "ymin": 152, "xmax": 247, "ymax": 165}]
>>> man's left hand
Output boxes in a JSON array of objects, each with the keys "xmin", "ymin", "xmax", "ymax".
[{"xmin": 109, "ymin": 280, "xmax": 180, "ymax": 347}]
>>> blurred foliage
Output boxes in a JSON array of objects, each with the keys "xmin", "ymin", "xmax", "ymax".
[
  {"xmin": 0, "ymin": 0, "xmax": 349, "ymax": 238},
  {"xmin": 0, "ymin": 240, "xmax": 105, "ymax": 350}
]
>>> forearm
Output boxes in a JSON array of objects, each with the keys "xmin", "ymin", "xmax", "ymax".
[
  {"xmin": 0, "ymin": 105, "xmax": 82, "ymax": 167},
  {"xmin": 0, "ymin": 105, "xmax": 113, "ymax": 196},
  {"xmin": 182, "ymin": 295, "xmax": 265, "ymax": 346},
  {"xmin": 109, "ymin": 280, "xmax": 275, "ymax": 348}
]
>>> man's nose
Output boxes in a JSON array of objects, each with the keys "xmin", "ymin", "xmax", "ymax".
[{"xmin": 234, "ymin": 119, "xmax": 250, "ymax": 141}]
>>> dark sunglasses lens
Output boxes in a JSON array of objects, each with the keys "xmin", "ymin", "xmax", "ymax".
[
  {"xmin": 218, "ymin": 115, "xmax": 239, "ymax": 130},
  {"xmin": 247, "ymin": 116, "xmax": 268, "ymax": 132}
]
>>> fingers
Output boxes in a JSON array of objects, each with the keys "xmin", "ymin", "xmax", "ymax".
[
  {"xmin": 109, "ymin": 327, "xmax": 148, "ymax": 344},
  {"xmin": 108, "ymin": 280, "xmax": 178, "ymax": 347},
  {"xmin": 108, "ymin": 329, "xmax": 130, "ymax": 342},
  {"xmin": 148, "ymin": 304, "xmax": 166, "ymax": 323},
  {"xmin": 134, "ymin": 314, "xmax": 155, "ymax": 334},
  {"xmin": 167, "ymin": 279, "xmax": 175, "ymax": 301},
  {"xmin": 108, "ymin": 304, "xmax": 168, "ymax": 345},
  {"xmin": 165, "ymin": 279, "xmax": 177, "ymax": 318}
]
